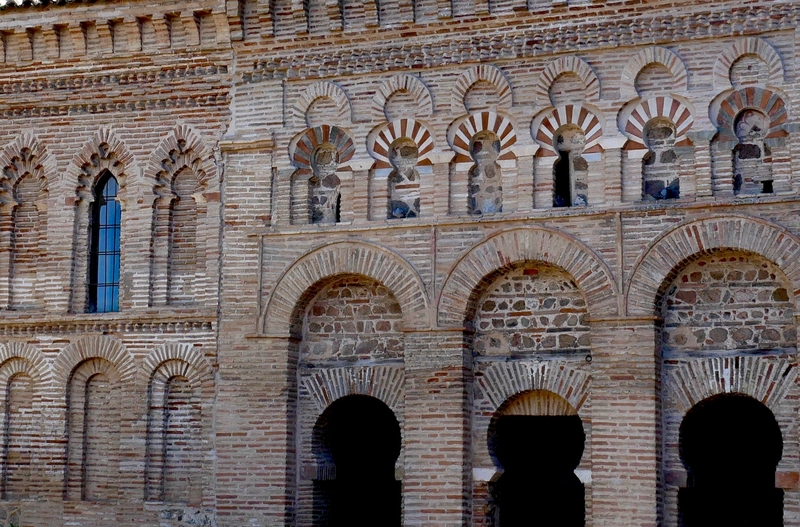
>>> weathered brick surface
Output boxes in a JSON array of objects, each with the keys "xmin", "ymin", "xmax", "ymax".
[{"xmin": 0, "ymin": 0, "xmax": 798, "ymax": 525}]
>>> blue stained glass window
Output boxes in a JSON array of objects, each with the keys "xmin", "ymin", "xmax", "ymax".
[{"xmin": 88, "ymin": 174, "xmax": 121, "ymax": 313}]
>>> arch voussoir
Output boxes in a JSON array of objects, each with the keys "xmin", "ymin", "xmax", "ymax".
[
  {"xmin": 626, "ymin": 216, "xmax": 800, "ymax": 316},
  {"xmin": 437, "ymin": 228, "xmax": 618, "ymax": 327},
  {"xmin": 262, "ymin": 241, "xmax": 430, "ymax": 335}
]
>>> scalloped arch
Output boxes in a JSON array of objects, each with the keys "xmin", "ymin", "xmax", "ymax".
[
  {"xmin": 262, "ymin": 241, "xmax": 430, "ymax": 335},
  {"xmin": 0, "ymin": 132, "xmax": 56, "ymax": 188},
  {"xmin": 619, "ymin": 96, "xmax": 695, "ymax": 147},
  {"xmin": 301, "ymin": 365, "xmax": 404, "ymax": 416},
  {"xmin": 52, "ymin": 336, "xmax": 136, "ymax": 388},
  {"xmin": 532, "ymin": 104, "xmax": 604, "ymax": 156},
  {"xmin": 289, "ymin": 125, "xmax": 355, "ymax": 171},
  {"xmin": 620, "ymin": 47, "xmax": 688, "ymax": 100},
  {"xmin": 452, "ymin": 64, "xmax": 513, "ymax": 112},
  {"xmin": 713, "ymin": 87, "xmax": 788, "ymax": 142},
  {"xmin": 626, "ymin": 215, "xmax": 800, "ymax": 316},
  {"xmin": 292, "ymin": 81, "xmax": 352, "ymax": 127},
  {"xmin": 0, "ymin": 342, "xmax": 49, "ymax": 384},
  {"xmin": 67, "ymin": 129, "xmax": 134, "ymax": 197},
  {"xmin": 368, "ymin": 119, "xmax": 434, "ymax": 169},
  {"xmin": 713, "ymin": 37, "xmax": 784, "ymax": 91},
  {"xmin": 141, "ymin": 343, "xmax": 213, "ymax": 388},
  {"xmin": 372, "ymin": 74, "xmax": 433, "ymax": 120},
  {"xmin": 475, "ymin": 361, "xmax": 590, "ymax": 415},
  {"xmin": 535, "ymin": 56, "xmax": 600, "ymax": 109},
  {"xmin": 437, "ymin": 227, "xmax": 618, "ymax": 327},
  {"xmin": 665, "ymin": 356, "xmax": 797, "ymax": 413},
  {"xmin": 146, "ymin": 125, "xmax": 217, "ymax": 193},
  {"xmin": 448, "ymin": 111, "xmax": 517, "ymax": 164}
]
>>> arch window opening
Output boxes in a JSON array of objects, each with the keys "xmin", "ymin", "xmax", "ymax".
[
  {"xmin": 88, "ymin": 173, "xmax": 121, "ymax": 313},
  {"xmin": 489, "ymin": 391, "xmax": 585, "ymax": 527},
  {"xmin": 679, "ymin": 393, "xmax": 783, "ymax": 527},
  {"xmin": 732, "ymin": 109, "xmax": 773, "ymax": 196},
  {"xmin": 553, "ymin": 150, "xmax": 571, "ymax": 207},
  {"xmin": 313, "ymin": 395, "xmax": 401, "ymax": 527},
  {"xmin": 552, "ymin": 127, "xmax": 588, "ymax": 208},
  {"xmin": 309, "ymin": 143, "xmax": 341, "ymax": 224},
  {"xmin": 468, "ymin": 130, "xmax": 503, "ymax": 215},
  {"xmin": 642, "ymin": 118, "xmax": 680, "ymax": 200},
  {"xmin": 387, "ymin": 137, "xmax": 421, "ymax": 219}
]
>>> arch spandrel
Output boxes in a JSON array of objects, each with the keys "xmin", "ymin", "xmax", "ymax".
[
  {"xmin": 261, "ymin": 240, "xmax": 430, "ymax": 335},
  {"xmin": 626, "ymin": 215, "xmax": 800, "ymax": 316},
  {"xmin": 437, "ymin": 227, "xmax": 618, "ymax": 327}
]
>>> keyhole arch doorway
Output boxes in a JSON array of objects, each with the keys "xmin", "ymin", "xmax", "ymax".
[
  {"xmin": 488, "ymin": 389, "xmax": 586, "ymax": 527},
  {"xmin": 312, "ymin": 394, "xmax": 402, "ymax": 527},
  {"xmin": 679, "ymin": 392, "xmax": 783, "ymax": 527}
]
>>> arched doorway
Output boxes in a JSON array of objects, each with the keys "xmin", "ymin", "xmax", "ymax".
[
  {"xmin": 679, "ymin": 393, "xmax": 783, "ymax": 527},
  {"xmin": 489, "ymin": 390, "xmax": 586, "ymax": 527},
  {"xmin": 313, "ymin": 395, "xmax": 401, "ymax": 527}
]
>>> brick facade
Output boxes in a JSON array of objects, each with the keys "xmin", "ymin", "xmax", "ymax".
[{"xmin": 0, "ymin": 0, "xmax": 798, "ymax": 525}]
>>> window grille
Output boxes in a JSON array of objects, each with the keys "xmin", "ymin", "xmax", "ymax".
[{"xmin": 88, "ymin": 174, "xmax": 121, "ymax": 313}]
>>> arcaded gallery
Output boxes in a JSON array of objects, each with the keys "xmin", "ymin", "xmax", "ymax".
[{"xmin": 0, "ymin": 0, "xmax": 796, "ymax": 525}]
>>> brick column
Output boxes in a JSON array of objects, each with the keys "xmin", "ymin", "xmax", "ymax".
[
  {"xmin": 687, "ymin": 130, "xmax": 716, "ymax": 198},
  {"xmin": 403, "ymin": 330, "xmax": 470, "ymax": 527},
  {"xmin": 600, "ymin": 137, "xmax": 626, "ymax": 205},
  {"xmin": 589, "ymin": 318, "xmax": 660, "ymax": 527}
]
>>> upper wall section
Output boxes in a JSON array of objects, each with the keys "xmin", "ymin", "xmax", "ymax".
[{"xmin": 0, "ymin": 0, "xmax": 230, "ymax": 68}]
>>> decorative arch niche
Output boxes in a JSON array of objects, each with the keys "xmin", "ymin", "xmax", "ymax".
[
  {"xmin": 148, "ymin": 127, "xmax": 218, "ymax": 307},
  {"xmin": 0, "ymin": 133, "xmax": 52, "ymax": 310},
  {"xmin": 67, "ymin": 130, "xmax": 133, "ymax": 314}
]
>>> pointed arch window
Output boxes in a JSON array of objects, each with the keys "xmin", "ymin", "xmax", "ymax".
[{"xmin": 88, "ymin": 173, "xmax": 121, "ymax": 313}]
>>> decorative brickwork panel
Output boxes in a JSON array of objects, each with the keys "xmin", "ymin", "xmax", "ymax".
[
  {"xmin": 1, "ymin": 372, "xmax": 33, "ymax": 499},
  {"xmin": 149, "ymin": 126, "xmax": 218, "ymax": 308},
  {"xmin": 664, "ymin": 356, "xmax": 798, "ymax": 413},
  {"xmin": 661, "ymin": 250, "xmax": 795, "ymax": 353},
  {"xmin": 66, "ymin": 358, "xmax": 123, "ymax": 503},
  {"xmin": 474, "ymin": 264, "xmax": 589, "ymax": 356},
  {"xmin": 163, "ymin": 377, "xmax": 202, "ymax": 504},
  {"xmin": 0, "ymin": 135, "xmax": 51, "ymax": 311},
  {"xmin": 168, "ymin": 169, "xmax": 200, "ymax": 305},
  {"xmin": 301, "ymin": 275, "xmax": 404, "ymax": 362}
]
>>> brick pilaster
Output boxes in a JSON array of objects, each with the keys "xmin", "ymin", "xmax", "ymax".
[
  {"xmin": 589, "ymin": 318, "xmax": 660, "ymax": 527},
  {"xmin": 403, "ymin": 330, "xmax": 470, "ymax": 527}
]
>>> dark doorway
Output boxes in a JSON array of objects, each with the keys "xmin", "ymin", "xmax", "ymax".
[
  {"xmin": 491, "ymin": 414, "xmax": 585, "ymax": 527},
  {"xmin": 679, "ymin": 393, "xmax": 783, "ymax": 527},
  {"xmin": 314, "ymin": 395, "xmax": 401, "ymax": 527}
]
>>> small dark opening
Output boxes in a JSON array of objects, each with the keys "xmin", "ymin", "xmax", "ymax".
[
  {"xmin": 762, "ymin": 180, "xmax": 774, "ymax": 194},
  {"xmin": 553, "ymin": 151, "xmax": 571, "ymax": 208},
  {"xmin": 679, "ymin": 393, "xmax": 783, "ymax": 527},
  {"xmin": 491, "ymin": 415, "xmax": 585, "ymax": 527},
  {"xmin": 314, "ymin": 395, "xmax": 401, "ymax": 527}
]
